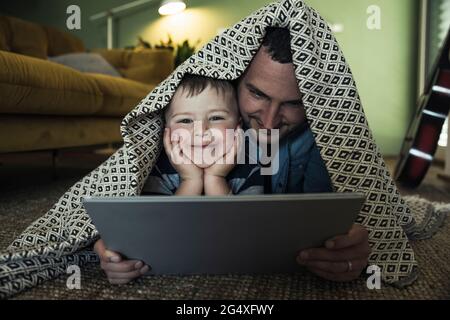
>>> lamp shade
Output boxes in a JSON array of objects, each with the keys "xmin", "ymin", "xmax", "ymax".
[{"xmin": 159, "ymin": 0, "xmax": 186, "ymax": 16}]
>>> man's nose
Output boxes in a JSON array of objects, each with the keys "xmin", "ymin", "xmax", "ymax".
[{"xmin": 261, "ymin": 104, "xmax": 282, "ymax": 130}]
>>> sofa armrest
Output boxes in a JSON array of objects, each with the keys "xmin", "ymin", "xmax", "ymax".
[
  {"xmin": 0, "ymin": 50, "xmax": 103, "ymax": 116},
  {"xmin": 92, "ymin": 48, "xmax": 174, "ymax": 85}
]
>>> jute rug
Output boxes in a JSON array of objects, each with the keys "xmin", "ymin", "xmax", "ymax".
[{"xmin": 1, "ymin": 173, "xmax": 448, "ymax": 300}]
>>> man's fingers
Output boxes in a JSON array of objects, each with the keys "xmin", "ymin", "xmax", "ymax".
[
  {"xmin": 94, "ymin": 239, "xmax": 122, "ymax": 263},
  {"xmin": 100, "ymin": 259, "xmax": 144, "ymax": 273},
  {"xmin": 299, "ymin": 242, "xmax": 371, "ymax": 262},
  {"xmin": 93, "ymin": 239, "xmax": 106, "ymax": 257},
  {"xmin": 108, "ymin": 278, "xmax": 136, "ymax": 285},
  {"xmin": 107, "ymin": 270, "xmax": 141, "ymax": 281},
  {"xmin": 308, "ymin": 267, "xmax": 362, "ymax": 283},
  {"xmin": 297, "ymin": 258, "xmax": 368, "ymax": 274},
  {"xmin": 325, "ymin": 224, "xmax": 369, "ymax": 250},
  {"xmin": 103, "ymin": 250, "xmax": 122, "ymax": 263},
  {"xmin": 106, "ymin": 265, "xmax": 150, "ymax": 281}
]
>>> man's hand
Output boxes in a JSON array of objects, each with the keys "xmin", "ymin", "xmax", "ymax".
[
  {"xmin": 296, "ymin": 224, "xmax": 371, "ymax": 282},
  {"xmin": 94, "ymin": 239, "xmax": 150, "ymax": 285}
]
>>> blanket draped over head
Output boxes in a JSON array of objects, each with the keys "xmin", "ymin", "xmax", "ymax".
[{"xmin": 0, "ymin": 0, "xmax": 420, "ymax": 298}]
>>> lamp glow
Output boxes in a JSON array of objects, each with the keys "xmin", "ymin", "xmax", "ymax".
[{"xmin": 159, "ymin": 0, "xmax": 186, "ymax": 16}]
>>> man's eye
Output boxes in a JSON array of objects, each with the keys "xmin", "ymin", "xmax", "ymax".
[
  {"xmin": 210, "ymin": 116, "xmax": 225, "ymax": 121},
  {"xmin": 177, "ymin": 119, "xmax": 193, "ymax": 124},
  {"xmin": 250, "ymin": 89, "xmax": 263, "ymax": 99}
]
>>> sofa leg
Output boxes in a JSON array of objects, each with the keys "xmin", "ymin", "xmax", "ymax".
[{"xmin": 52, "ymin": 149, "xmax": 59, "ymax": 180}]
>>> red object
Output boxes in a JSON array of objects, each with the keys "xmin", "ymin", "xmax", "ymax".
[{"xmin": 394, "ymin": 30, "xmax": 450, "ymax": 187}]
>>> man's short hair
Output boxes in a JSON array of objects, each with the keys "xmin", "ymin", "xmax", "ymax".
[
  {"xmin": 177, "ymin": 74, "xmax": 235, "ymax": 98},
  {"xmin": 262, "ymin": 27, "xmax": 292, "ymax": 64}
]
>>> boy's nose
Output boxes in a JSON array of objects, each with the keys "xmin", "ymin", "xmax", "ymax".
[
  {"xmin": 193, "ymin": 121, "xmax": 212, "ymax": 142},
  {"xmin": 193, "ymin": 121, "xmax": 209, "ymax": 136}
]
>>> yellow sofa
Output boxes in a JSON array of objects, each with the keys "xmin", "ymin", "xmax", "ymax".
[{"xmin": 0, "ymin": 15, "xmax": 174, "ymax": 153}]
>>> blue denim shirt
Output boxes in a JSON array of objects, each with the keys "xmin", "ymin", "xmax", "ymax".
[{"xmin": 268, "ymin": 124, "xmax": 334, "ymax": 194}]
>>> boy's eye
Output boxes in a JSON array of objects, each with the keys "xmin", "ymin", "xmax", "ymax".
[
  {"xmin": 209, "ymin": 116, "xmax": 225, "ymax": 121},
  {"xmin": 177, "ymin": 119, "xmax": 193, "ymax": 124}
]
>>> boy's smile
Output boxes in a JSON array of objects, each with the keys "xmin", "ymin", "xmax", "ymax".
[{"xmin": 165, "ymin": 84, "xmax": 240, "ymax": 168}]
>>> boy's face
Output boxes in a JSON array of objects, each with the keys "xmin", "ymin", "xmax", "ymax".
[{"xmin": 165, "ymin": 85, "xmax": 240, "ymax": 168}]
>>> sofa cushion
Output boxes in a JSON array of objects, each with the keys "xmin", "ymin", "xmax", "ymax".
[
  {"xmin": 0, "ymin": 15, "xmax": 85, "ymax": 59},
  {"xmin": 0, "ymin": 16, "xmax": 11, "ymax": 51},
  {"xmin": 86, "ymin": 73, "xmax": 154, "ymax": 117},
  {"xmin": 49, "ymin": 53, "xmax": 122, "ymax": 77},
  {"xmin": 44, "ymin": 25, "xmax": 85, "ymax": 57},
  {"xmin": 0, "ymin": 50, "xmax": 103, "ymax": 115},
  {"xmin": 0, "ymin": 16, "xmax": 48, "ymax": 59},
  {"xmin": 93, "ymin": 48, "xmax": 174, "ymax": 85},
  {"xmin": 0, "ymin": 115, "xmax": 122, "ymax": 153},
  {"xmin": 91, "ymin": 49, "xmax": 128, "ymax": 68}
]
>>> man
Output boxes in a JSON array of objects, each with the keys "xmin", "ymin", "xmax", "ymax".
[
  {"xmin": 95, "ymin": 27, "xmax": 371, "ymax": 284},
  {"xmin": 236, "ymin": 27, "xmax": 371, "ymax": 282}
]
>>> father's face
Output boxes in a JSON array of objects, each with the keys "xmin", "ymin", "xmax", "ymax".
[{"xmin": 237, "ymin": 46, "xmax": 306, "ymax": 144}]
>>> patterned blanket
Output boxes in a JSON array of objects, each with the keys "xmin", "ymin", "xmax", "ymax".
[{"xmin": 0, "ymin": 0, "xmax": 431, "ymax": 298}]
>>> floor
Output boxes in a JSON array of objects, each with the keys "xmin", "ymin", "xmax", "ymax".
[
  {"xmin": 1, "ymin": 148, "xmax": 449, "ymax": 203},
  {"xmin": 384, "ymin": 158, "xmax": 450, "ymax": 203},
  {"xmin": 0, "ymin": 148, "xmax": 449, "ymax": 299}
]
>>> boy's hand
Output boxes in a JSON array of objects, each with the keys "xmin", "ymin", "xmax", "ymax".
[
  {"xmin": 94, "ymin": 239, "xmax": 150, "ymax": 285},
  {"xmin": 164, "ymin": 128, "xmax": 204, "ymax": 183},
  {"xmin": 204, "ymin": 128, "xmax": 241, "ymax": 179}
]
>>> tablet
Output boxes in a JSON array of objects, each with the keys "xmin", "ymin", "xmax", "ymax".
[{"xmin": 83, "ymin": 193, "xmax": 366, "ymax": 275}]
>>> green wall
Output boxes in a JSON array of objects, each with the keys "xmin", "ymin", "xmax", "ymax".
[
  {"xmin": 307, "ymin": 0, "xmax": 419, "ymax": 156},
  {"xmin": 0, "ymin": 0, "xmax": 419, "ymax": 155}
]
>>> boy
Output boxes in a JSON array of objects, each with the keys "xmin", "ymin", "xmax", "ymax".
[
  {"xmin": 94, "ymin": 75, "xmax": 263, "ymax": 284},
  {"xmin": 142, "ymin": 74, "xmax": 264, "ymax": 196}
]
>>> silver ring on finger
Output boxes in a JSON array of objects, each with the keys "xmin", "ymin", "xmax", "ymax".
[{"xmin": 347, "ymin": 260, "xmax": 353, "ymax": 272}]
